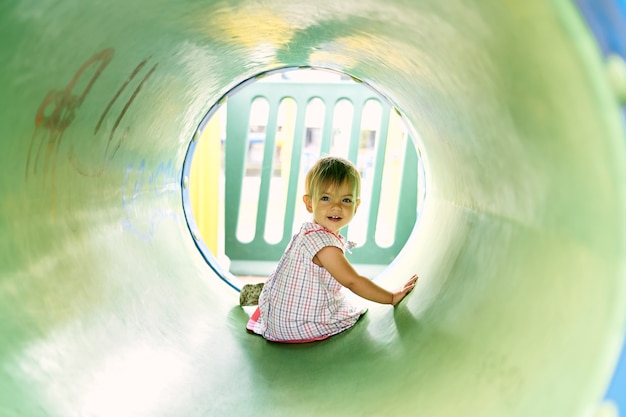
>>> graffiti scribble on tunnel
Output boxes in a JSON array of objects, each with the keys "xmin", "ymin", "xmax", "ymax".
[
  {"xmin": 69, "ymin": 57, "xmax": 158, "ymax": 178},
  {"xmin": 25, "ymin": 49, "xmax": 114, "ymax": 186},
  {"xmin": 121, "ymin": 159, "xmax": 182, "ymax": 242},
  {"xmin": 94, "ymin": 59, "xmax": 158, "ymax": 163},
  {"xmin": 25, "ymin": 48, "xmax": 158, "ymax": 216}
]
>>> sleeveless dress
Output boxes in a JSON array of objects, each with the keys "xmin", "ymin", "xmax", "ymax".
[{"xmin": 247, "ymin": 222, "xmax": 367, "ymax": 342}]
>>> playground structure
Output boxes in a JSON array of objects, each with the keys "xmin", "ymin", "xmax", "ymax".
[
  {"xmin": 188, "ymin": 73, "xmax": 421, "ymax": 279},
  {"xmin": 1, "ymin": 1, "xmax": 626, "ymax": 416}
]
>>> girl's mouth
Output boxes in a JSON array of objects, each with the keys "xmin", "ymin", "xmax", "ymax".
[{"xmin": 328, "ymin": 216, "xmax": 342, "ymax": 221}]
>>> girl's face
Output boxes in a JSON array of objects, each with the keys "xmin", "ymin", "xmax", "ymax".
[{"xmin": 303, "ymin": 180, "xmax": 360, "ymax": 234}]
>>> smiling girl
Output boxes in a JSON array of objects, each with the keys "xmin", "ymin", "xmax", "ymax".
[{"xmin": 245, "ymin": 156, "xmax": 418, "ymax": 343}]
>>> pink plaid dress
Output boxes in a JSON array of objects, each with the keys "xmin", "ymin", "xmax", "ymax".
[{"xmin": 247, "ymin": 222, "xmax": 367, "ymax": 342}]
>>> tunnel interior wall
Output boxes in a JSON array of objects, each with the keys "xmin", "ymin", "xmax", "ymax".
[{"xmin": 1, "ymin": 1, "xmax": 625, "ymax": 416}]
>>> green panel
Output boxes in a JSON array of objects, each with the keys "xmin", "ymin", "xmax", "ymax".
[
  {"xmin": 1, "ymin": 1, "xmax": 625, "ymax": 417},
  {"xmin": 224, "ymin": 80, "xmax": 419, "ymax": 270}
]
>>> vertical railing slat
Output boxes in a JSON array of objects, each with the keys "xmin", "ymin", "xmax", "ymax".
[
  {"xmin": 347, "ymin": 98, "xmax": 364, "ymax": 164},
  {"xmin": 366, "ymin": 102, "xmax": 390, "ymax": 244},
  {"xmin": 319, "ymin": 95, "xmax": 336, "ymax": 155},
  {"xmin": 281, "ymin": 91, "xmax": 308, "ymax": 245},
  {"xmin": 254, "ymin": 93, "xmax": 280, "ymax": 242},
  {"xmin": 394, "ymin": 138, "xmax": 419, "ymax": 245},
  {"xmin": 224, "ymin": 91, "xmax": 252, "ymax": 256}
]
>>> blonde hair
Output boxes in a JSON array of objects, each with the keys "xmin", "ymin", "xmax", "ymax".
[{"xmin": 305, "ymin": 156, "xmax": 361, "ymax": 199}]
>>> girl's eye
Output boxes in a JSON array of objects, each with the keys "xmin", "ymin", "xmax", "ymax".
[
  {"xmin": 343, "ymin": 198, "xmax": 352, "ymax": 203},
  {"xmin": 321, "ymin": 196, "xmax": 330, "ymax": 201}
]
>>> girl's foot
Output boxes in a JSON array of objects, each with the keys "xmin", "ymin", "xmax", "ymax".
[{"xmin": 239, "ymin": 283, "xmax": 264, "ymax": 306}]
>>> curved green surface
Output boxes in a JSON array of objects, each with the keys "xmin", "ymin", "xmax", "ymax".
[{"xmin": 2, "ymin": 1, "xmax": 626, "ymax": 416}]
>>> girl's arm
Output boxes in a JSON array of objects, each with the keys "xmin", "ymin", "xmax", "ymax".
[{"xmin": 314, "ymin": 246, "xmax": 418, "ymax": 306}]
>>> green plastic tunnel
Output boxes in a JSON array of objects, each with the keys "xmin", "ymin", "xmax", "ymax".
[{"xmin": 2, "ymin": 1, "xmax": 626, "ymax": 416}]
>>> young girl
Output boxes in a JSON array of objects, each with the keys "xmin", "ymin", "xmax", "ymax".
[{"xmin": 244, "ymin": 156, "xmax": 418, "ymax": 343}]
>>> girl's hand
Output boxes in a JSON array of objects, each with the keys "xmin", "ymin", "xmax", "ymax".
[{"xmin": 391, "ymin": 274, "xmax": 418, "ymax": 306}]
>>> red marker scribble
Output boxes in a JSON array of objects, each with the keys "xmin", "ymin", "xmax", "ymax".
[
  {"xmin": 26, "ymin": 48, "xmax": 158, "ymax": 218},
  {"xmin": 26, "ymin": 48, "xmax": 114, "ymax": 182},
  {"xmin": 69, "ymin": 58, "xmax": 158, "ymax": 177}
]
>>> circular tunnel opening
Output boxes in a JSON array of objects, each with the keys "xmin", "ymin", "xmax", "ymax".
[{"xmin": 181, "ymin": 66, "xmax": 425, "ymax": 290}]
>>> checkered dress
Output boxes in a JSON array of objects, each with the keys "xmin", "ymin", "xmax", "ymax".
[{"xmin": 250, "ymin": 222, "xmax": 367, "ymax": 342}]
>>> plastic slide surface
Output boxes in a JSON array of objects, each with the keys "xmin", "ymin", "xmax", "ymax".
[{"xmin": 1, "ymin": 1, "xmax": 625, "ymax": 416}]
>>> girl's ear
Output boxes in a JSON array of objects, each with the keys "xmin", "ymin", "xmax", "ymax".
[
  {"xmin": 303, "ymin": 194, "xmax": 313, "ymax": 213},
  {"xmin": 354, "ymin": 198, "xmax": 361, "ymax": 214}
]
